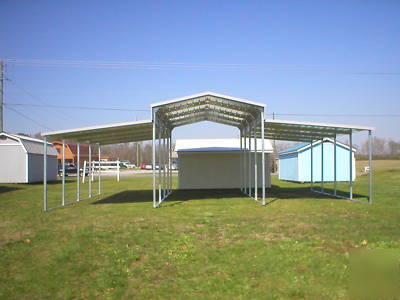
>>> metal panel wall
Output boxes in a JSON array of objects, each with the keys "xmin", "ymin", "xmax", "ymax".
[{"xmin": 178, "ymin": 151, "xmax": 271, "ymax": 189}]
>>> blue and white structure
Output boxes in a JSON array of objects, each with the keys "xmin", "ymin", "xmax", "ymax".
[{"xmin": 279, "ymin": 138, "xmax": 356, "ymax": 183}]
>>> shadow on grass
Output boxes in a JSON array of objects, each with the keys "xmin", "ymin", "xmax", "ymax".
[
  {"xmin": 267, "ymin": 184, "xmax": 367, "ymax": 204},
  {"xmin": 0, "ymin": 186, "xmax": 21, "ymax": 194},
  {"xmin": 92, "ymin": 189, "xmax": 244, "ymax": 205},
  {"xmin": 92, "ymin": 185, "xmax": 367, "ymax": 206}
]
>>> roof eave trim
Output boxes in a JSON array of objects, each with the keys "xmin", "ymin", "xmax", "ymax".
[{"xmin": 41, "ymin": 119, "xmax": 152, "ymax": 137}]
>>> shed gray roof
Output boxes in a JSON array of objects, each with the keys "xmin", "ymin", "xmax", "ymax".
[{"xmin": 0, "ymin": 132, "xmax": 57, "ymax": 156}]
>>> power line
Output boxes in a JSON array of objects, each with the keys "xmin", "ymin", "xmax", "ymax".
[
  {"xmin": 3, "ymin": 58, "xmax": 400, "ymax": 75},
  {"xmin": 4, "ymin": 103, "xmax": 398, "ymax": 116},
  {"xmin": 267, "ymin": 113, "xmax": 400, "ymax": 117},
  {"xmin": 5, "ymin": 106, "xmax": 53, "ymax": 131},
  {"xmin": 4, "ymin": 102, "xmax": 150, "ymax": 112},
  {"xmin": 6, "ymin": 79, "xmax": 76, "ymax": 123}
]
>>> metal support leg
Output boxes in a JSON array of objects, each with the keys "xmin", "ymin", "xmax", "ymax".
[
  {"xmin": 163, "ymin": 128, "xmax": 166, "ymax": 198},
  {"xmin": 158, "ymin": 122, "xmax": 162, "ymax": 200},
  {"xmin": 43, "ymin": 137, "xmax": 48, "ymax": 211},
  {"xmin": 243, "ymin": 127, "xmax": 247, "ymax": 195},
  {"xmin": 88, "ymin": 144, "xmax": 92, "ymax": 198},
  {"xmin": 62, "ymin": 139, "xmax": 65, "ymax": 206},
  {"xmin": 254, "ymin": 121, "xmax": 258, "ymax": 200},
  {"xmin": 167, "ymin": 132, "xmax": 170, "ymax": 193},
  {"xmin": 368, "ymin": 130, "xmax": 373, "ymax": 204},
  {"xmin": 98, "ymin": 144, "xmax": 101, "ymax": 195},
  {"xmin": 334, "ymin": 135, "xmax": 337, "ymax": 196},
  {"xmin": 152, "ymin": 111, "xmax": 156, "ymax": 208},
  {"xmin": 261, "ymin": 112, "xmax": 266, "ymax": 205},
  {"xmin": 240, "ymin": 129, "xmax": 243, "ymax": 192},
  {"xmin": 77, "ymin": 143, "xmax": 80, "ymax": 202},
  {"xmin": 321, "ymin": 139, "xmax": 324, "ymax": 193},
  {"xmin": 247, "ymin": 124, "xmax": 251, "ymax": 197},
  {"xmin": 310, "ymin": 140, "xmax": 313, "ymax": 191},
  {"xmin": 349, "ymin": 130, "xmax": 353, "ymax": 199},
  {"xmin": 169, "ymin": 131, "xmax": 172, "ymax": 193}
]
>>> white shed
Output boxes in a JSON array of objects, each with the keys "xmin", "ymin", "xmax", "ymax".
[
  {"xmin": 0, "ymin": 132, "xmax": 58, "ymax": 183},
  {"xmin": 175, "ymin": 138, "xmax": 273, "ymax": 189}
]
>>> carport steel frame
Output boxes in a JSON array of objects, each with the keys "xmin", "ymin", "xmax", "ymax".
[{"xmin": 41, "ymin": 92, "xmax": 374, "ymax": 211}]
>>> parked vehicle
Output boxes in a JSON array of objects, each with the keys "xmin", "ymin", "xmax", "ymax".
[
  {"xmin": 145, "ymin": 164, "xmax": 153, "ymax": 170},
  {"xmin": 122, "ymin": 161, "xmax": 136, "ymax": 169},
  {"xmin": 58, "ymin": 163, "xmax": 88, "ymax": 177},
  {"xmin": 139, "ymin": 164, "xmax": 147, "ymax": 169}
]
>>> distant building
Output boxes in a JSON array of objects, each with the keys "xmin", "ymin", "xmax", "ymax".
[
  {"xmin": 0, "ymin": 132, "xmax": 57, "ymax": 183},
  {"xmin": 278, "ymin": 138, "xmax": 356, "ymax": 182},
  {"xmin": 175, "ymin": 138, "xmax": 273, "ymax": 189},
  {"xmin": 52, "ymin": 141, "xmax": 100, "ymax": 164}
]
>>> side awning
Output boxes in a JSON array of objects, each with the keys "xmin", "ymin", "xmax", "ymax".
[
  {"xmin": 41, "ymin": 120, "xmax": 155, "ymax": 145},
  {"xmin": 262, "ymin": 119, "xmax": 374, "ymax": 142}
]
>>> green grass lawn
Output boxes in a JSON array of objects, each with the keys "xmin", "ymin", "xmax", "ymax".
[{"xmin": 0, "ymin": 161, "xmax": 399, "ymax": 299}]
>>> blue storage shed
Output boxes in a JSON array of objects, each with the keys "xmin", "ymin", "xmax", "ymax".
[{"xmin": 278, "ymin": 138, "xmax": 356, "ymax": 182}]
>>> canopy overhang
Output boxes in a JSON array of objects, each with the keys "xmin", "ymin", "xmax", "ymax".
[
  {"xmin": 261, "ymin": 119, "xmax": 374, "ymax": 142},
  {"xmin": 42, "ymin": 120, "xmax": 156, "ymax": 145}
]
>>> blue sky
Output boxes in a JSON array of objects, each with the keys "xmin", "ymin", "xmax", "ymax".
[{"xmin": 1, "ymin": 0, "xmax": 399, "ymax": 143}]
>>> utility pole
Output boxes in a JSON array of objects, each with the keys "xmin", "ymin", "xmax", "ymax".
[{"xmin": 0, "ymin": 60, "xmax": 4, "ymax": 132}]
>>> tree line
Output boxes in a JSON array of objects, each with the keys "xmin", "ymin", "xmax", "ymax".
[{"xmin": 26, "ymin": 133, "xmax": 400, "ymax": 162}]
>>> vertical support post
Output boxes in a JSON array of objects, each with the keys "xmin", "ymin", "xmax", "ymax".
[
  {"xmin": 88, "ymin": 144, "xmax": 92, "ymax": 198},
  {"xmin": 158, "ymin": 121, "xmax": 162, "ymax": 200},
  {"xmin": 239, "ymin": 128, "xmax": 241, "ymax": 192},
  {"xmin": 334, "ymin": 134, "xmax": 337, "ymax": 196},
  {"xmin": 152, "ymin": 110, "xmax": 157, "ymax": 208},
  {"xmin": 98, "ymin": 144, "xmax": 101, "ymax": 195},
  {"xmin": 321, "ymin": 139, "xmax": 324, "ymax": 193},
  {"xmin": 163, "ymin": 127, "xmax": 166, "ymax": 197},
  {"xmin": 349, "ymin": 129, "xmax": 353, "ymax": 199},
  {"xmin": 243, "ymin": 126, "xmax": 247, "ymax": 194},
  {"xmin": 261, "ymin": 111, "xmax": 266, "ymax": 205},
  {"xmin": 247, "ymin": 124, "xmax": 251, "ymax": 197},
  {"xmin": 62, "ymin": 140, "xmax": 65, "ymax": 206},
  {"xmin": 167, "ymin": 130, "xmax": 170, "ymax": 193},
  {"xmin": 254, "ymin": 120, "xmax": 258, "ymax": 200},
  {"xmin": 82, "ymin": 160, "xmax": 86, "ymax": 183},
  {"xmin": 43, "ymin": 137, "xmax": 48, "ymax": 211},
  {"xmin": 77, "ymin": 143, "xmax": 80, "ymax": 202},
  {"xmin": 117, "ymin": 159, "xmax": 120, "ymax": 182},
  {"xmin": 169, "ymin": 130, "xmax": 172, "ymax": 193},
  {"xmin": 310, "ymin": 140, "xmax": 313, "ymax": 191},
  {"xmin": 368, "ymin": 130, "xmax": 373, "ymax": 204}
]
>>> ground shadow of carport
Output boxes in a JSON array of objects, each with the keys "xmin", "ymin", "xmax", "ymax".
[{"xmin": 91, "ymin": 185, "xmax": 367, "ymax": 206}]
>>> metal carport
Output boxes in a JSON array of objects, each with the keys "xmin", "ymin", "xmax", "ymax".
[{"xmin": 42, "ymin": 91, "xmax": 374, "ymax": 211}]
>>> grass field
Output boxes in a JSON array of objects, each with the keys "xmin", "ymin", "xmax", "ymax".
[{"xmin": 0, "ymin": 161, "xmax": 399, "ymax": 299}]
